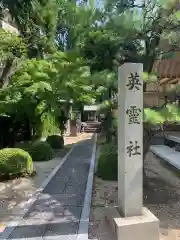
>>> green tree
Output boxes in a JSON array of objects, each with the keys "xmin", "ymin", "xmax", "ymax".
[
  {"xmin": 2, "ymin": 0, "xmax": 59, "ymax": 57},
  {"xmin": 55, "ymin": 0, "xmax": 103, "ymax": 51},
  {"xmin": 82, "ymin": 0, "xmax": 180, "ymax": 185},
  {"xmin": 0, "ymin": 29, "xmax": 27, "ymax": 88},
  {"xmin": 104, "ymin": 0, "xmax": 180, "ymax": 74},
  {"xmin": 83, "ymin": 0, "xmax": 180, "ymax": 80},
  {"xmin": 0, "ymin": 50, "xmax": 99, "ymax": 139}
]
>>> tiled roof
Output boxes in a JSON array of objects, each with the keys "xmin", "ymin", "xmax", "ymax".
[{"xmin": 153, "ymin": 59, "xmax": 180, "ymax": 85}]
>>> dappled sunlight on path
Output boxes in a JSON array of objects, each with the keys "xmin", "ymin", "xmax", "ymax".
[
  {"xmin": 1, "ymin": 134, "xmax": 94, "ymax": 239},
  {"xmin": 0, "ymin": 133, "xmax": 92, "ymax": 227}
]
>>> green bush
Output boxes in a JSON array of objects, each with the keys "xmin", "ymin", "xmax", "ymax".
[
  {"xmin": 46, "ymin": 135, "xmax": 64, "ymax": 149},
  {"xmin": 97, "ymin": 144, "xmax": 117, "ymax": 181},
  {"xmin": 0, "ymin": 148, "xmax": 34, "ymax": 179},
  {"xmin": 29, "ymin": 141, "xmax": 53, "ymax": 162}
]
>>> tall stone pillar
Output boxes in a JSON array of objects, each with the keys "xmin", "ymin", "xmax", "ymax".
[
  {"xmin": 105, "ymin": 63, "xmax": 160, "ymax": 240},
  {"xmin": 118, "ymin": 63, "xmax": 143, "ymax": 217}
]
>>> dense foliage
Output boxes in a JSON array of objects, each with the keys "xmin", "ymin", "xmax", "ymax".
[
  {"xmin": 29, "ymin": 141, "xmax": 53, "ymax": 162},
  {"xmin": 0, "ymin": 148, "xmax": 34, "ymax": 179},
  {"xmin": 46, "ymin": 135, "xmax": 64, "ymax": 149},
  {"xmin": 1, "ymin": 0, "xmax": 180, "ymax": 180},
  {"xmin": 97, "ymin": 143, "xmax": 117, "ymax": 181}
]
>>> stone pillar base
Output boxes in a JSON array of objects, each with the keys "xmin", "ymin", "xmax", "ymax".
[{"xmin": 105, "ymin": 207, "xmax": 160, "ymax": 240}]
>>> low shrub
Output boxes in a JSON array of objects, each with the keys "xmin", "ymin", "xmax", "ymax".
[
  {"xmin": 97, "ymin": 143, "xmax": 117, "ymax": 181},
  {"xmin": 0, "ymin": 148, "xmax": 34, "ymax": 179},
  {"xmin": 29, "ymin": 141, "xmax": 53, "ymax": 162},
  {"xmin": 46, "ymin": 135, "xmax": 64, "ymax": 149}
]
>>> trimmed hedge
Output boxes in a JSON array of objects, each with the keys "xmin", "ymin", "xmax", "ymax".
[
  {"xmin": 46, "ymin": 135, "xmax": 64, "ymax": 149},
  {"xmin": 29, "ymin": 141, "xmax": 53, "ymax": 162},
  {"xmin": 97, "ymin": 143, "xmax": 117, "ymax": 181},
  {"xmin": 0, "ymin": 148, "xmax": 34, "ymax": 179}
]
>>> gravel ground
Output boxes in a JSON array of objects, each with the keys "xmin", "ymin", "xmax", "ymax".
[
  {"xmin": 89, "ymin": 151, "xmax": 180, "ymax": 240},
  {"xmin": 0, "ymin": 133, "xmax": 90, "ymax": 231}
]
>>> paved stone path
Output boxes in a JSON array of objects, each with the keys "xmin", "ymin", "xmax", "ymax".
[{"xmin": 3, "ymin": 135, "xmax": 94, "ymax": 239}]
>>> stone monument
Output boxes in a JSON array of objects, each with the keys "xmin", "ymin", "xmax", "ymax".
[
  {"xmin": 66, "ymin": 106, "xmax": 72, "ymax": 135},
  {"xmin": 105, "ymin": 63, "xmax": 160, "ymax": 240},
  {"xmin": 65, "ymin": 100, "xmax": 73, "ymax": 136}
]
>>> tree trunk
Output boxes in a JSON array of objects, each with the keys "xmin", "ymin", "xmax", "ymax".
[
  {"xmin": 104, "ymin": 108, "xmax": 113, "ymax": 142},
  {"xmin": 0, "ymin": 58, "xmax": 14, "ymax": 88},
  {"xmin": 143, "ymin": 32, "xmax": 162, "ymax": 92}
]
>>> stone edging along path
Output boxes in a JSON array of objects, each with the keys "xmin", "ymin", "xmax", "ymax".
[
  {"xmin": 0, "ymin": 133, "xmax": 97, "ymax": 240},
  {"xmin": 77, "ymin": 134, "xmax": 97, "ymax": 240},
  {"xmin": 0, "ymin": 142, "xmax": 77, "ymax": 239}
]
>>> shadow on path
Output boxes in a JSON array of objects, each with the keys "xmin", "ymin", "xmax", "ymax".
[{"xmin": 0, "ymin": 135, "xmax": 95, "ymax": 239}]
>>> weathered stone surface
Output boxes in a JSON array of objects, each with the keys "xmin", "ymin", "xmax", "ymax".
[
  {"xmin": 118, "ymin": 63, "xmax": 143, "ymax": 217},
  {"xmin": 105, "ymin": 63, "xmax": 160, "ymax": 240}
]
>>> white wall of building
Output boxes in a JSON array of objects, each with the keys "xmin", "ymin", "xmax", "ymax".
[{"xmin": 1, "ymin": 20, "xmax": 19, "ymax": 34}]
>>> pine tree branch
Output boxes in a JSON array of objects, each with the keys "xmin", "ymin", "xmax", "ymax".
[{"xmin": 156, "ymin": 47, "xmax": 180, "ymax": 59}]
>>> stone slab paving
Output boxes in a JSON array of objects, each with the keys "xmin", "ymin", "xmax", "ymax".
[{"xmin": 4, "ymin": 136, "xmax": 94, "ymax": 240}]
